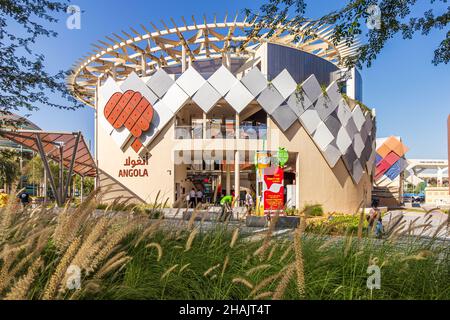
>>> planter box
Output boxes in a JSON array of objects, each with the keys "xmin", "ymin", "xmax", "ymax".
[{"xmin": 246, "ymin": 216, "xmax": 301, "ymax": 229}]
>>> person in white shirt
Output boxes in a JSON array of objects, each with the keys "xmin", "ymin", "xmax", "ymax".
[
  {"xmin": 189, "ymin": 188, "xmax": 196, "ymax": 208},
  {"xmin": 245, "ymin": 191, "xmax": 254, "ymax": 216},
  {"xmin": 196, "ymin": 190, "xmax": 203, "ymax": 205}
]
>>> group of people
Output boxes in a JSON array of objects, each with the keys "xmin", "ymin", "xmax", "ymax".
[
  {"xmin": 218, "ymin": 190, "xmax": 254, "ymax": 221},
  {"xmin": 187, "ymin": 188, "xmax": 203, "ymax": 208}
]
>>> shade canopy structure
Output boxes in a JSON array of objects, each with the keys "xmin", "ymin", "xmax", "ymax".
[
  {"xmin": 68, "ymin": 13, "xmax": 361, "ymax": 107},
  {"xmin": 0, "ymin": 129, "xmax": 97, "ymax": 206}
]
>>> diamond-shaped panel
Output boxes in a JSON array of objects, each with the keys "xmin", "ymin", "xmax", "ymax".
[
  {"xmin": 192, "ymin": 82, "xmax": 221, "ymax": 113},
  {"xmin": 342, "ymin": 148, "xmax": 357, "ymax": 173},
  {"xmin": 241, "ymin": 67, "xmax": 267, "ymax": 96},
  {"xmin": 121, "ymin": 72, "xmax": 158, "ymax": 105},
  {"xmin": 176, "ymin": 67, "xmax": 205, "ymax": 97},
  {"xmin": 315, "ymin": 94, "xmax": 338, "ymax": 121},
  {"xmin": 146, "ymin": 69, "xmax": 174, "ymax": 98},
  {"xmin": 301, "ymin": 74, "xmax": 322, "ymax": 102},
  {"xmin": 140, "ymin": 100, "xmax": 174, "ymax": 146},
  {"xmin": 352, "ymin": 159, "xmax": 364, "ymax": 184},
  {"xmin": 299, "ymin": 109, "xmax": 322, "ymax": 135},
  {"xmin": 353, "ymin": 133, "xmax": 365, "ymax": 158},
  {"xmin": 313, "ymin": 122, "xmax": 334, "ymax": 152},
  {"xmin": 324, "ymin": 114, "xmax": 341, "ymax": 137},
  {"xmin": 286, "ymin": 91, "xmax": 312, "ymax": 118},
  {"xmin": 225, "ymin": 81, "xmax": 254, "ymax": 113},
  {"xmin": 336, "ymin": 99, "xmax": 352, "ymax": 126},
  {"xmin": 271, "ymin": 69, "xmax": 297, "ymax": 99},
  {"xmin": 366, "ymin": 151, "xmax": 377, "ymax": 174},
  {"xmin": 162, "ymin": 83, "xmax": 189, "ymax": 114},
  {"xmin": 323, "ymin": 142, "xmax": 341, "ymax": 168},
  {"xmin": 336, "ymin": 126, "xmax": 352, "ymax": 154},
  {"xmin": 271, "ymin": 104, "xmax": 298, "ymax": 132},
  {"xmin": 257, "ymin": 85, "xmax": 285, "ymax": 115},
  {"xmin": 352, "ymin": 105, "xmax": 366, "ymax": 131},
  {"xmin": 208, "ymin": 65, "xmax": 237, "ymax": 96},
  {"xmin": 326, "ymin": 82, "xmax": 341, "ymax": 108},
  {"xmin": 360, "ymin": 141, "xmax": 372, "ymax": 163},
  {"xmin": 345, "ymin": 117, "xmax": 358, "ymax": 139}
]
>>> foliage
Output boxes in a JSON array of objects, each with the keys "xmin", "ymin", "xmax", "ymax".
[
  {"xmin": 73, "ymin": 175, "xmax": 95, "ymax": 197},
  {"xmin": 285, "ymin": 208, "xmax": 301, "ymax": 216},
  {"xmin": 303, "ymin": 204, "xmax": 324, "ymax": 217},
  {"xmin": 0, "ymin": 150, "xmax": 20, "ymax": 190},
  {"xmin": 22, "ymin": 155, "xmax": 44, "ymax": 185},
  {"xmin": 415, "ymin": 182, "xmax": 427, "ymax": 194},
  {"xmin": 0, "ymin": 193, "xmax": 8, "ymax": 207},
  {"xmin": 306, "ymin": 213, "xmax": 364, "ymax": 235},
  {"xmin": 0, "ymin": 0, "xmax": 83, "ymax": 120},
  {"xmin": 245, "ymin": 0, "xmax": 449, "ymax": 68},
  {"xmin": 0, "ymin": 190, "xmax": 448, "ymax": 300}
]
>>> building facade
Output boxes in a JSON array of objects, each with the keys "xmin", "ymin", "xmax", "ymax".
[{"xmin": 69, "ymin": 15, "xmax": 376, "ymax": 213}]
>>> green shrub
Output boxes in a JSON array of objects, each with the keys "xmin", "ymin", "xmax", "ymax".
[
  {"xmin": 306, "ymin": 214, "xmax": 366, "ymax": 235},
  {"xmin": 304, "ymin": 204, "xmax": 324, "ymax": 217}
]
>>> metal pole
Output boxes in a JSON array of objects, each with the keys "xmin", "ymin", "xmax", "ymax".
[
  {"xmin": 63, "ymin": 132, "xmax": 81, "ymax": 202},
  {"xmin": 80, "ymin": 175, "xmax": 84, "ymax": 203},
  {"xmin": 59, "ymin": 145, "xmax": 64, "ymax": 205},
  {"xmin": 36, "ymin": 134, "xmax": 60, "ymax": 206},
  {"xmin": 43, "ymin": 168, "xmax": 47, "ymax": 204}
]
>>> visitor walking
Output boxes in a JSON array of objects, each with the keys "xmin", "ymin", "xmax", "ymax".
[
  {"xmin": 17, "ymin": 190, "xmax": 30, "ymax": 210},
  {"xmin": 196, "ymin": 189, "xmax": 203, "ymax": 206},
  {"xmin": 219, "ymin": 194, "xmax": 234, "ymax": 222},
  {"xmin": 367, "ymin": 199, "xmax": 381, "ymax": 236},
  {"xmin": 375, "ymin": 214, "xmax": 384, "ymax": 239},
  {"xmin": 189, "ymin": 188, "xmax": 196, "ymax": 208},
  {"xmin": 245, "ymin": 191, "xmax": 254, "ymax": 216}
]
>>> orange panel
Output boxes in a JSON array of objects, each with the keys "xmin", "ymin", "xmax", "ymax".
[
  {"xmin": 130, "ymin": 123, "xmax": 142, "ymax": 138},
  {"xmin": 108, "ymin": 91, "xmax": 134, "ymax": 127},
  {"xmin": 125, "ymin": 110, "xmax": 140, "ymax": 131},
  {"xmin": 384, "ymin": 136, "xmax": 400, "ymax": 151},
  {"xmin": 135, "ymin": 98, "xmax": 149, "ymax": 114},
  {"xmin": 104, "ymin": 92, "xmax": 122, "ymax": 118},
  {"xmin": 131, "ymin": 139, "xmax": 143, "ymax": 153},
  {"xmin": 114, "ymin": 92, "xmax": 142, "ymax": 128},
  {"xmin": 393, "ymin": 142, "xmax": 409, "ymax": 157},
  {"xmin": 142, "ymin": 103, "xmax": 154, "ymax": 123},
  {"xmin": 376, "ymin": 144, "xmax": 391, "ymax": 159},
  {"xmin": 137, "ymin": 117, "xmax": 151, "ymax": 132}
]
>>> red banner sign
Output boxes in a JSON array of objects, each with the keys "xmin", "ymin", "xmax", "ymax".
[{"xmin": 263, "ymin": 167, "xmax": 284, "ymax": 211}]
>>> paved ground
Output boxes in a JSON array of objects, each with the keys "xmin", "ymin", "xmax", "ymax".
[
  {"xmin": 162, "ymin": 207, "xmax": 449, "ymax": 241},
  {"xmin": 383, "ymin": 210, "xmax": 449, "ymax": 240}
]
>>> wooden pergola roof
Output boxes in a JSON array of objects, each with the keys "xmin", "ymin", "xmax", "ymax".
[
  {"xmin": 68, "ymin": 13, "xmax": 361, "ymax": 107},
  {"xmin": 0, "ymin": 129, "xmax": 96, "ymax": 177}
]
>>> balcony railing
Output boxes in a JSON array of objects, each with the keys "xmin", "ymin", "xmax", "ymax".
[
  {"xmin": 174, "ymin": 125, "xmax": 203, "ymax": 139},
  {"xmin": 174, "ymin": 124, "xmax": 267, "ymax": 140},
  {"xmin": 239, "ymin": 125, "xmax": 267, "ymax": 140}
]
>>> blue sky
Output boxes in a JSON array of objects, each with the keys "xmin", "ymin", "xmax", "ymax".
[{"xmin": 16, "ymin": 0, "xmax": 450, "ymax": 159}]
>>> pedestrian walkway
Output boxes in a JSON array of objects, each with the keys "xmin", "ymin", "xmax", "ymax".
[{"xmin": 383, "ymin": 210, "xmax": 449, "ymax": 240}]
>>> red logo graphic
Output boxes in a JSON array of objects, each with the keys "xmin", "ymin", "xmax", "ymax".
[{"xmin": 104, "ymin": 90, "xmax": 154, "ymax": 153}]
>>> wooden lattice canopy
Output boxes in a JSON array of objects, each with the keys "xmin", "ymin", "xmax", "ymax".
[{"xmin": 68, "ymin": 14, "xmax": 361, "ymax": 108}]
